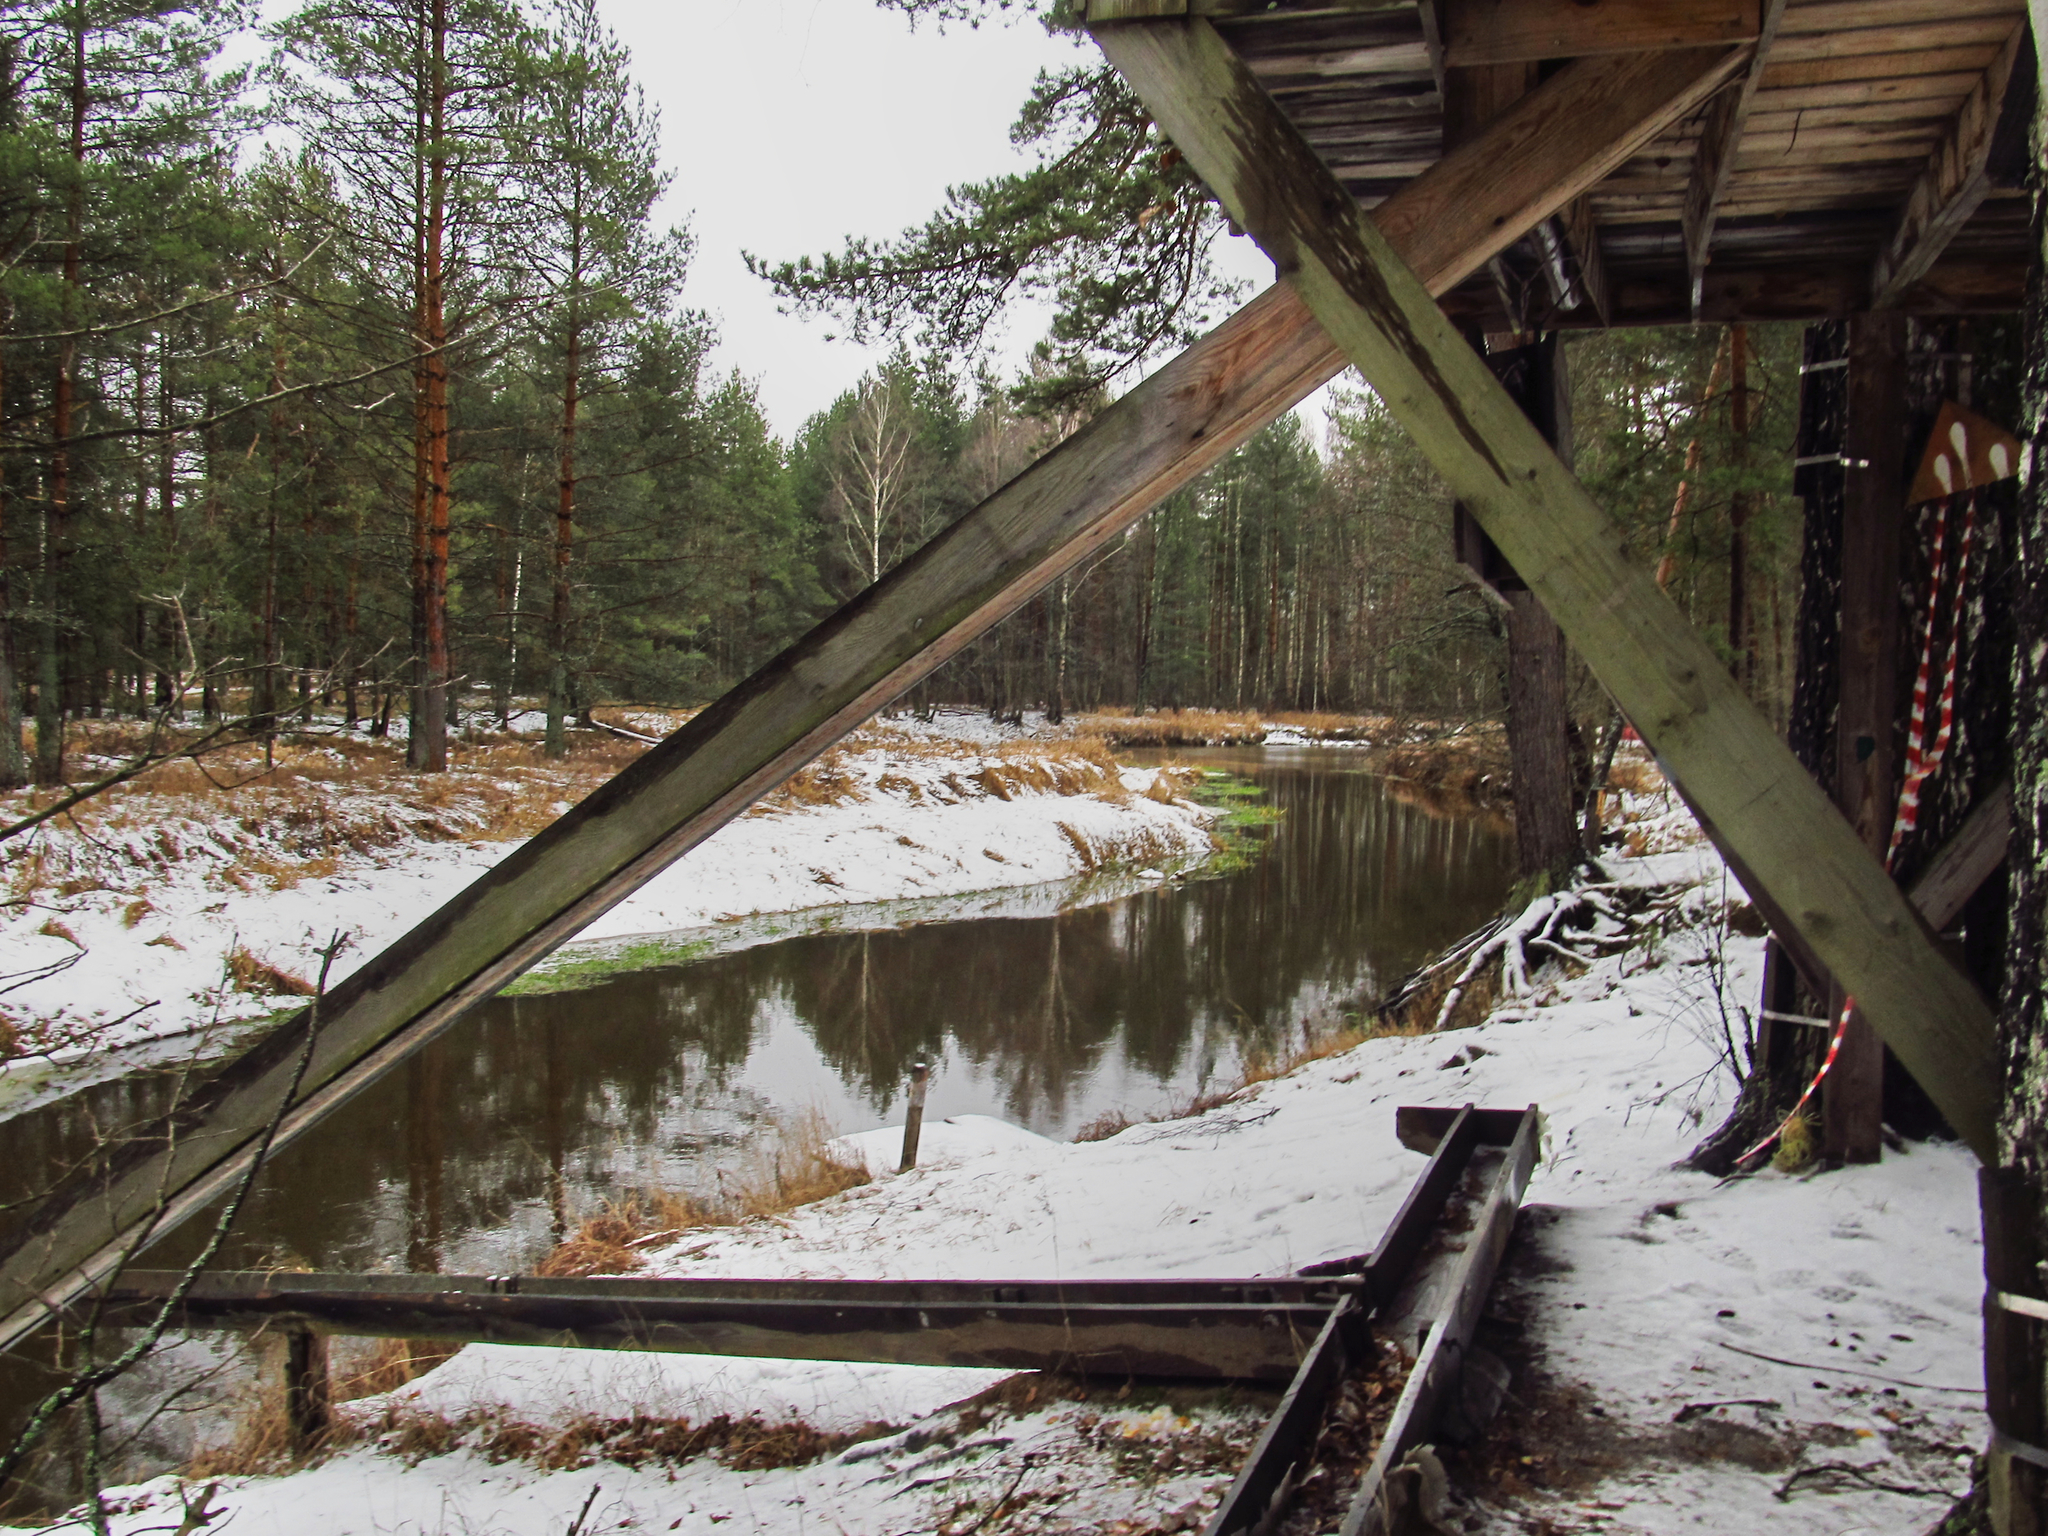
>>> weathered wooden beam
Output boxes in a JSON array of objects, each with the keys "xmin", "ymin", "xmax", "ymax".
[
  {"xmin": 101, "ymin": 1271, "xmax": 1345, "ymax": 1381},
  {"xmin": 1440, "ymin": 0, "xmax": 1759, "ymax": 67},
  {"xmin": 1557, "ymin": 195, "xmax": 1612, "ymax": 326},
  {"xmin": 1681, "ymin": 0, "xmax": 1787, "ymax": 314},
  {"xmin": 1907, "ymin": 778, "xmax": 2012, "ymax": 932},
  {"xmin": 1824, "ymin": 313, "xmax": 1907, "ymax": 1165},
  {"xmin": 1870, "ymin": 22, "xmax": 2026, "ymax": 309},
  {"xmin": 0, "ymin": 46, "xmax": 1740, "ymax": 1358},
  {"xmin": 1091, "ymin": 16, "xmax": 2000, "ymax": 1160},
  {"xmin": 1338, "ymin": 1108, "xmax": 1539, "ymax": 1536}
]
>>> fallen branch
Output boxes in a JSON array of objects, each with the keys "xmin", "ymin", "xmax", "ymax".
[{"xmin": 1714, "ymin": 1342, "xmax": 1983, "ymax": 1394}]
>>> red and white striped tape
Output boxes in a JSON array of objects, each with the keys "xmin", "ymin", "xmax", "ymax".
[{"xmin": 1737, "ymin": 486, "xmax": 1978, "ymax": 1169}]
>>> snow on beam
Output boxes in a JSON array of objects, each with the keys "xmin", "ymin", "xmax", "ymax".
[{"xmin": 1091, "ymin": 14, "xmax": 1998, "ymax": 1161}]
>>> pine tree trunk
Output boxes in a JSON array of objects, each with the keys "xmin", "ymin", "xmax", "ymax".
[
  {"xmin": 1728, "ymin": 323, "xmax": 1754, "ymax": 688},
  {"xmin": 36, "ymin": 4, "xmax": 87, "ymax": 786},
  {"xmin": 1990, "ymin": 108, "xmax": 2048, "ymax": 1530},
  {"xmin": 407, "ymin": 0, "xmax": 451, "ymax": 773},
  {"xmin": 1482, "ymin": 332, "xmax": 1580, "ymax": 882},
  {"xmin": 547, "ymin": 272, "xmax": 580, "ymax": 760}
]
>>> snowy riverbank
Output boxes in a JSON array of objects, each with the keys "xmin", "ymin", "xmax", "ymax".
[
  {"xmin": 0, "ymin": 713, "xmax": 1218, "ymax": 1109},
  {"xmin": 70, "ymin": 781, "xmax": 1986, "ymax": 1534}
]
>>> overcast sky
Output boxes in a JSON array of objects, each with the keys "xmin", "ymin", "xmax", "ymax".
[{"xmin": 594, "ymin": 0, "xmax": 1276, "ymax": 439}]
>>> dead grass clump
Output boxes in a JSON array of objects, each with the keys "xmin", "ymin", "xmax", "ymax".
[
  {"xmin": 225, "ymin": 944, "xmax": 316, "ymax": 997},
  {"xmin": 350, "ymin": 1405, "xmax": 878, "ymax": 1474},
  {"xmin": 1073, "ymin": 1107, "xmax": 1136, "ymax": 1143},
  {"xmin": 1773, "ymin": 1109, "xmax": 1818, "ymax": 1173},
  {"xmin": 1071, "ymin": 708, "xmax": 1269, "ymax": 748},
  {"xmin": 36, "ymin": 917, "xmax": 81, "ymax": 947},
  {"xmin": 535, "ymin": 1112, "xmax": 871, "ymax": 1277},
  {"xmin": 1371, "ymin": 734, "xmax": 1512, "ymax": 809},
  {"xmin": 1606, "ymin": 754, "xmax": 1663, "ymax": 795},
  {"xmin": 1055, "ymin": 820, "xmax": 1100, "ymax": 873},
  {"xmin": 185, "ymin": 1396, "xmax": 295, "ymax": 1479},
  {"xmin": 333, "ymin": 1337, "xmax": 467, "ymax": 1402}
]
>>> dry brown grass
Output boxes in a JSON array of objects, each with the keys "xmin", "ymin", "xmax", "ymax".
[
  {"xmin": 535, "ymin": 1111, "xmax": 871, "ymax": 1278},
  {"xmin": 1071, "ymin": 708, "xmax": 1270, "ymax": 748},
  {"xmin": 333, "ymin": 1338, "xmax": 467, "ymax": 1402},
  {"xmin": 224, "ymin": 944, "xmax": 315, "ymax": 997},
  {"xmin": 2, "ymin": 711, "xmax": 1158, "ymax": 918},
  {"xmin": 1370, "ymin": 729, "xmax": 1512, "ymax": 809},
  {"xmin": 343, "ymin": 1403, "xmax": 881, "ymax": 1474}
]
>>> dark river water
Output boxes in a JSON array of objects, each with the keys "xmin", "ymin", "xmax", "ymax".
[{"xmin": 0, "ymin": 748, "xmax": 1513, "ymax": 1503}]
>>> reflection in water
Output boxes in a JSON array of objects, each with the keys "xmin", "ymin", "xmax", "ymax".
[
  {"xmin": 2, "ymin": 754, "xmax": 1513, "ymax": 1287},
  {"xmin": 0, "ymin": 752, "xmax": 1511, "ymax": 1501}
]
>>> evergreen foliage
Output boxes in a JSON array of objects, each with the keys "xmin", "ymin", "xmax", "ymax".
[{"xmin": 0, "ymin": 0, "xmax": 1807, "ymax": 789}]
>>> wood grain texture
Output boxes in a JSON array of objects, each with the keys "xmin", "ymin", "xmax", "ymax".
[
  {"xmin": 1683, "ymin": 0, "xmax": 1788, "ymax": 311},
  {"xmin": 1870, "ymin": 21, "xmax": 2024, "ymax": 306},
  {"xmin": 1907, "ymin": 779, "xmax": 2012, "ymax": 931},
  {"xmin": 1095, "ymin": 14, "xmax": 1998, "ymax": 1160},
  {"xmin": 0, "ymin": 45, "xmax": 1734, "ymax": 1357},
  {"xmin": 1440, "ymin": 0, "xmax": 1757, "ymax": 65}
]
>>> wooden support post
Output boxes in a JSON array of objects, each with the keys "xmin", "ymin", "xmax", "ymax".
[
  {"xmin": 0, "ymin": 46, "xmax": 1741, "ymax": 1357},
  {"xmin": 899, "ymin": 1058, "xmax": 929, "ymax": 1173},
  {"xmin": 1983, "ymin": 1166, "xmax": 2048, "ymax": 1536},
  {"xmin": 1823, "ymin": 313, "xmax": 1905, "ymax": 1166},
  {"xmin": 1092, "ymin": 16, "xmax": 1997, "ymax": 1160},
  {"xmin": 284, "ymin": 1326, "xmax": 331, "ymax": 1454}
]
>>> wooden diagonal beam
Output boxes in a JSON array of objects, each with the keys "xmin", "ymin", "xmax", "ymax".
[
  {"xmin": 1091, "ymin": 15, "xmax": 1999, "ymax": 1160},
  {"xmin": 1681, "ymin": 0, "xmax": 1785, "ymax": 315},
  {"xmin": 0, "ymin": 45, "xmax": 1748, "ymax": 1357},
  {"xmin": 1870, "ymin": 22, "xmax": 2026, "ymax": 310}
]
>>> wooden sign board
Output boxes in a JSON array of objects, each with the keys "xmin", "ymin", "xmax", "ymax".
[{"xmin": 1909, "ymin": 401, "xmax": 2023, "ymax": 505}]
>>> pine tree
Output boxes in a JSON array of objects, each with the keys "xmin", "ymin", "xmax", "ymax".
[
  {"xmin": 271, "ymin": 0, "xmax": 532, "ymax": 770},
  {"xmin": 510, "ymin": 0, "xmax": 685, "ymax": 757},
  {"xmin": 2, "ymin": 0, "xmax": 244, "ymax": 782}
]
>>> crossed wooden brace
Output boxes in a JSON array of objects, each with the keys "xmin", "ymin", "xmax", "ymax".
[{"xmin": 0, "ymin": 31, "xmax": 1994, "ymax": 1358}]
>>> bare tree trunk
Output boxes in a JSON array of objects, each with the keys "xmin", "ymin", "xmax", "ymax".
[
  {"xmin": 547, "ymin": 260, "xmax": 580, "ymax": 760},
  {"xmin": 1484, "ymin": 332, "xmax": 1580, "ymax": 882},
  {"xmin": 407, "ymin": 0, "xmax": 451, "ymax": 773},
  {"xmin": 36, "ymin": 3, "xmax": 87, "ymax": 786},
  {"xmin": 1728, "ymin": 323, "xmax": 1755, "ymax": 688}
]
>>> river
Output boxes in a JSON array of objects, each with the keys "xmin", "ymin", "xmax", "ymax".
[{"xmin": 0, "ymin": 746, "xmax": 1513, "ymax": 1505}]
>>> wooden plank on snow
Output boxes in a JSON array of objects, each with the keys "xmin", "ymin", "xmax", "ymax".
[
  {"xmin": 0, "ymin": 43, "xmax": 1745, "ymax": 1357},
  {"xmin": 1091, "ymin": 14, "xmax": 1999, "ymax": 1160}
]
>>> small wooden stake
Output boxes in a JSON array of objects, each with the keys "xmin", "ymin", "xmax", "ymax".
[
  {"xmin": 899, "ymin": 1060, "xmax": 930, "ymax": 1173},
  {"xmin": 284, "ymin": 1326, "xmax": 331, "ymax": 1453}
]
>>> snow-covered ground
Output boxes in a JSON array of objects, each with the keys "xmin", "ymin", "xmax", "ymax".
[
  {"xmin": 63, "ymin": 791, "xmax": 1987, "ymax": 1534},
  {"xmin": 0, "ymin": 715, "xmax": 1217, "ymax": 1112}
]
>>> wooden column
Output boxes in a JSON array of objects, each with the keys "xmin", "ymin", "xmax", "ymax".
[
  {"xmin": 1094, "ymin": 16, "xmax": 1997, "ymax": 1160},
  {"xmin": 1824, "ymin": 313, "xmax": 1906, "ymax": 1165},
  {"xmin": 0, "ymin": 48, "xmax": 1742, "ymax": 1356},
  {"xmin": 285, "ymin": 1326, "xmax": 331, "ymax": 1453}
]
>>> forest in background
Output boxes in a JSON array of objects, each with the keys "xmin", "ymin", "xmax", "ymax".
[{"xmin": 0, "ymin": 0, "xmax": 1808, "ymax": 791}]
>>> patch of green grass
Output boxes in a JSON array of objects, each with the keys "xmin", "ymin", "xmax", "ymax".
[
  {"xmin": 505, "ymin": 934, "xmax": 715, "ymax": 995},
  {"xmin": 1187, "ymin": 773, "xmax": 1281, "ymax": 874}
]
